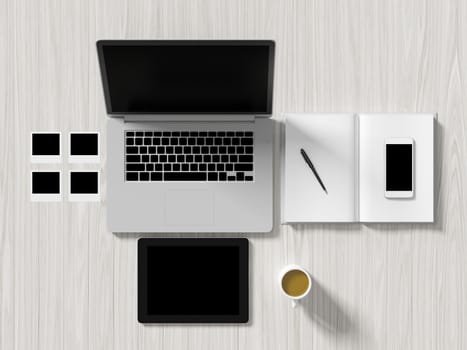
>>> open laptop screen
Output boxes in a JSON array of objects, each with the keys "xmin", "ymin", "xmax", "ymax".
[{"xmin": 97, "ymin": 41, "xmax": 274, "ymax": 114}]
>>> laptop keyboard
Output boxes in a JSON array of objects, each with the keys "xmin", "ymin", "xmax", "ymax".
[{"xmin": 125, "ymin": 131, "xmax": 254, "ymax": 182}]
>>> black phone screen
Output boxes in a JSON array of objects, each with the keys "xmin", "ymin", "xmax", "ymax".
[{"xmin": 386, "ymin": 144, "xmax": 413, "ymax": 191}]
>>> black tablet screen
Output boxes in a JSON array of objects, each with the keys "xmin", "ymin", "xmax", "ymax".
[{"xmin": 138, "ymin": 238, "xmax": 248, "ymax": 323}]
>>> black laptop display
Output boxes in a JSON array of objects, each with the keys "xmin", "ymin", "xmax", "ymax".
[{"xmin": 138, "ymin": 238, "xmax": 249, "ymax": 323}]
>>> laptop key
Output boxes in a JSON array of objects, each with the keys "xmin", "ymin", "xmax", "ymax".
[
  {"xmin": 172, "ymin": 164, "xmax": 180, "ymax": 171},
  {"xmin": 199, "ymin": 164, "xmax": 207, "ymax": 171},
  {"xmin": 168, "ymin": 155, "xmax": 176, "ymax": 162},
  {"xmin": 208, "ymin": 172, "xmax": 218, "ymax": 181},
  {"xmin": 245, "ymin": 147, "xmax": 253, "ymax": 154},
  {"xmin": 219, "ymin": 172, "xmax": 227, "ymax": 181},
  {"xmin": 164, "ymin": 172, "xmax": 207, "ymax": 181},
  {"xmin": 164, "ymin": 164, "xmax": 171, "ymax": 171},
  {"xmin": 142, "ymin": 155, "xmax": 149, "ymax": 162},
  {"xmin": 126, "ymin": 155, "xmax": 140, "ymax": 162},
  {"xmin": 235, "ymin": 163, "xmax": 253, "ymax": 171},
  {"xmin": 126, "ymin": 138, "xmax": 134, "ymax": 145},
  {"xmin": 241, "ymin": 138, "xmax": 253, "ymax": 145},
  {"xmin": 126, "ymin": 172, "xmax": 138, "ymax": 181},
  {"xmin": 155, "ymin": 164, "xmax": 163, "ymax": 171},
  {"xmin": 239, "ymin": 155, "xmax": 253, "ymax": 163},
  {"xmin": 236, "ymin": 172, "xmax": 245, "ymax": 181},
  {"xmin": 181, "ymin": 164, "xmax": 189, "ymax": 171},
  {"xmin": 245, "ymin": 176, "xmax": 253, "ymax": 181},
  {"xmin": 144, "ymin": 138, "xmax": 151, "ymax": 145},
  {"xmin": 126, "ymin": 146, "xmax": 138, "ymax": 154},
  {"xmin": 228, "ymin": 176, "xmax": 236, "ymax": 181},
  {"xmin": 195, "ymin": 155, "xmax": 202, "ymax": 162},
  {"xmin": 140, "ymin": 172, "xmax": 149, "ymax": 181},
  {"xmin": 162, "ymin": 138, "xmax": 169, "ymax": 145},
  {"xmin": 151, "ymin": 172, "xmax": 162, "ymax": 181}
]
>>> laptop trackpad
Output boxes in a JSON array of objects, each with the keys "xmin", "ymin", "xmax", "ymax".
[{"xmin": 165, "ymin": 190, "xmax": 214, "ymax": 226}]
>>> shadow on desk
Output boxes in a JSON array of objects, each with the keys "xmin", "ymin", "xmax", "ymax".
[{"xmin": 303, "ymin": 278, "xmax": 357, "ymax": 338}]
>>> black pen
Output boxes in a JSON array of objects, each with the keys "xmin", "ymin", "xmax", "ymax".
[{"xmin": 300, "ymin": 148, "xmax": 328, "ymax": 194}]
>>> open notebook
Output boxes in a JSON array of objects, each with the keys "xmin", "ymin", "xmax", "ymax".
[{"xmin": 281, "ymin": 113, "xmax": 434, "ymax": 223}]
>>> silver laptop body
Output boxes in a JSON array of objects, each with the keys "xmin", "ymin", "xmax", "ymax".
[{"xmin": 97, "ymin": 40, "xmax": 275, "ymax": 233}]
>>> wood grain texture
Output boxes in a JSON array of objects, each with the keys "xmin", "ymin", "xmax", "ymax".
[{"xmin": 1, "ymin": 0, "xmax": 467, "ymax": 349}]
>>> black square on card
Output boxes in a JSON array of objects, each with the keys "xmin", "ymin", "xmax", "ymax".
[
  {"xmin": 32, "ymin": 133, "xmax": 60, "ymax": 156},
  {"xmin": 32, "ymin": 172, "xmax": 60, "ymax": 194},
  {"xmin": 70, "ymin": 133, "xmax": 98, "ymax": 156}
]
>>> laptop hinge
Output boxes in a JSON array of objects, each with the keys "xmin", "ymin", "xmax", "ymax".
[{"xmin": 123, "ymin": 115, "xmax": 257, "ymax": 123}]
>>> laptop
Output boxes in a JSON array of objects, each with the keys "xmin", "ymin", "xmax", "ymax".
[{"xmin": 96, "ymin": 40, "xmax": 275, "ymax": 232}]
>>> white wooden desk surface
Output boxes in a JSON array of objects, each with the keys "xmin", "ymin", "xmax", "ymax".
[{"xmin": 1, "ymin": 0, "xmax": 466, "ymax": 349}]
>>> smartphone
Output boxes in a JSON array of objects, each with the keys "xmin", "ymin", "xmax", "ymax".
[{"xmin": 385, "ymin": 138, "xmax": 414, "ymax": 198}]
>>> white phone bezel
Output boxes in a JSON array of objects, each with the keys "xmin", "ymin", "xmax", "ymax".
[{"xmin": 384, "ymin": 137, "xmax": 414, "ymax": 198}]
